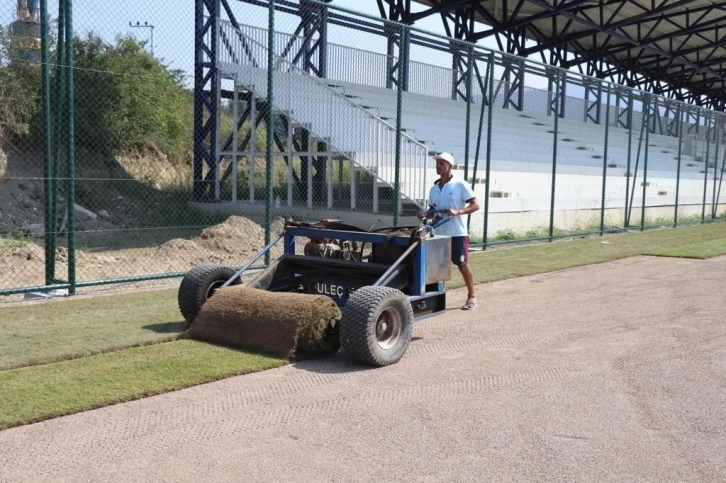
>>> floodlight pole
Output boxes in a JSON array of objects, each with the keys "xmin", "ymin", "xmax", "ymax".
[{"xmin": 129, "ymin": 20, "xmax": 155, "ymax": 56}]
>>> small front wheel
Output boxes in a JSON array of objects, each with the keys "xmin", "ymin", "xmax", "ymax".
[
  {"xmin": 178, "ymin": 263, "xmax": 238, "ymax": 324},
  {"xmin": 340, "ymin": 286, "xmax": 413, "ymax": 367}
]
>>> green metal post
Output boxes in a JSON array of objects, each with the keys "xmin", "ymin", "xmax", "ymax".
[
  {"xmin": 469, "ymin": 54, "xmax": 487, "ymax": 233},
  {"xmin": 624, "ymin": 91, "xmax": 633, "ymax": 227},
  {"xmin": 674, "ymin": 106, "xmax": 684, "ymax": 227},
  {"xmin": 628, "ymin": 94, "xmax": 647, "ymax": 228},
  {"xmin": 463, "ymin": 45, "xmax": 473, "ymax": 181},
  {"xmin": 64, "ymin": 0, "xmax": 76, "ymax": 294},
  {"xmin": 483, "ymin": 53, "xmax": 494, "ymax": 247},
  {"xmin": 393, "ymin": 23, "xmax": 407, "ymax": 227},
  {"xmin": 640, "ymin": 95, "xmax": 650, "ymax": 231},
  {"xmin": 50, "ymin": 0, "xmax": 65, "ymax": 285},
  {"xmin": 600, "ymin": 84, "xmax": 611, "ymax": 235},
  {"xmin": 716, "ymin": 124, "xmax": 726, "ymax": 218},
  {"xmin": 548, "ymin": 70, "xmax": 560, "ymax": 241},
  {"xmin": 701, "ymin": 113, "xmax": 710, "ymax": 222},
  {"xmin": 40, "ymin": 0, "xmax": 52, "ymax": 285},
  {"xmin": 264, "ymin": 0, "xmax": 275, "ymax": 265},
  {"xmin": 711, "ymin": 119, "xmax": 720, "ymax": 219}
]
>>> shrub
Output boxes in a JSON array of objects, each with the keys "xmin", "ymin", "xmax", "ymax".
[
  {"xmin": 0, "ymin": 25, "xmax": 41, "ymax": 136},
  {"xmin": 73, "ymin": 33, "xmax": 193, "ymax": 161}
]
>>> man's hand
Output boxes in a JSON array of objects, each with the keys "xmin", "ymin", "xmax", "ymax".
[
  {"xmin": 415, "ymin": 209, "xmax": 424, "ymax": 220},
  {"xmin": 445, "ymin": 208, "xmax": 460, "ymax": 216}
]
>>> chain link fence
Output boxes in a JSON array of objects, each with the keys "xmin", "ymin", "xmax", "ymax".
[{"xmin": 2, "ymin": 0, "xmax": 726, "ymax": 299}]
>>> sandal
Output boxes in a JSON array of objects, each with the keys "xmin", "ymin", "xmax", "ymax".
[{"xmin": 462, "ymin": 298, "xmax": 477, "ymax": 310}]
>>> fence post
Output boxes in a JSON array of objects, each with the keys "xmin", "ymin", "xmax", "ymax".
[
  {"xmin": 711, "ymin": 118, "xmax": 720, "ymax": 219},
  {"xmin": 548, "ymin": 70, "xmax": 560, "ymax": 241},
  {"xmin": 393, "ymin": 23, "xmax": 408, "ymax": 227},
  {"xmin": 701, "ymin": 111, "xmax": 711, "ymax": 223},
  {"xmin": 50, "ymin": 0, "xmax": 66, "ymax": 287},
  {"xmin": 41, "ymin": 0, "xmax": 53, "ymax": 286},
  {"xmin": 463, "ymin": 44, "xmax": 473, "ymax": 181},
  {"xmin": 64, "ymin": 0, "xmax": 76, "ymax": 295},
  {"xmin": 483, "ymin": 53, "xmax": 495, "ymax": 248},
  {"xmin": 716, "ymin": 117, "xmax": 726, "ymax": 218},
  {"xmin": 600, "ymin": 83, "xmax": 611, "ymax": 235},
  {"xmin": 640, "ymin": 94, "xmax": 650, "ymax": 231},
  {"xmin": 624, "ymin": 90, "xmax": 633, "ymax": 227},
  {"xmin": 264, "ymin": 0, "xmax": 275, "ymax": 266},
  {"xmin": 628, "ymin": 93, "xmax": 648, "ymax": 228},
  {"xmin": 674, "ymin": 106, "xmax": 684, "ymax": 227}
]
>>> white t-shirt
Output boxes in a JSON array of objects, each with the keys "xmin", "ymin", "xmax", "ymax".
[{"xmin": 426, "ymin": 177, "xmax": 476, "ymax": 237}]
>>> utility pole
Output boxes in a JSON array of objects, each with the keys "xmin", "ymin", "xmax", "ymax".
[{"xmin": 129, "ymin": 20, "xmax": 154, "ymax": 56}]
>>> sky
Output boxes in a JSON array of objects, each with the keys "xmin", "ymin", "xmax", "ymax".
[
  {"xmin": 3, "ymin": 0, "xmax": 536, "ymax": 84},
  {"xmin": 2, "ymin": 0, "xmax": 688, "ymax": 116}
]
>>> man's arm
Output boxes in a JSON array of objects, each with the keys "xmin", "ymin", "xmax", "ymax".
[
  {"xmin": 417, "ymin": 186, "xmax": 438, "ymax": 219},
  {"xmin": 446, "ymin": 197, "xmax": 479, "ymax": 216}
]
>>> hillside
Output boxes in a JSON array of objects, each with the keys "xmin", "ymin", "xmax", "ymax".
[{"xmin": 0, "ymin": 141, "xmax": 286, "ymax": 294}]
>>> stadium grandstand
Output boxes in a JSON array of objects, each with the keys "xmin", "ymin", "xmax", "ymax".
[{"xmin": 193, "ymin": 0, "xmax": 726, "ymax": 240}]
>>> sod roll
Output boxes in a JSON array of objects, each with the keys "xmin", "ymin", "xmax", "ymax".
[{"xmin": 188, "ymin": 286, "xmax": 342, "ymax": 359}]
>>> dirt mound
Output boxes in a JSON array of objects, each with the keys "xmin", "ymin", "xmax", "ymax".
[
  {"xmin": 197, "ymin": 215, "xmax": 265, "ymax": 254},
  {"xmin": 153, "ymin": 215, "xmax": 291, "ymax": 269},
  {"xmin": 158, "ymin": 238, "xmax": 201, "ymax": 252}
]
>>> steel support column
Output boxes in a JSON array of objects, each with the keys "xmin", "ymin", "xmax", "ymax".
[
  {"xmin": 583, "ymin": 78, "xmax": 602, "ymax": 124},
  {"xmin": 500, "ymin": 55, "xmax": 524, "ymax": 111},
  {"xmin": 378, "ymin": 0, "xmax": 412, "ymax": 91},
  {"xmin": 615, "ymin": 86, "xmax": 631, "ymax": 129},
  {"xmin": 663, "ymin": 99, "xmax": 680, "ymax": 137},
  {"xmin": 194, "ymin": 0, "xmax": 221, "ymax": 201},
  {"xmin": 279, "ymin": 0, "xmax": 331, "ymax": 77},
  {"xmin": 546, "ymin": 67, "xmax": 565, "ymax": 118}
]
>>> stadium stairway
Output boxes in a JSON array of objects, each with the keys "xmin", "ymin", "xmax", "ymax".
[{"xmin": 218, "ymin": 23, "xmax": 723, "ymax": 219}]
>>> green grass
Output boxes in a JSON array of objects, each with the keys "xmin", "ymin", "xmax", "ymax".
[
  {"xmin": 0, "ymin": 289, "xmax": 183, "ymax": 370},
  {"xmin": 643, "ymin": 237, "xmax": 726, "ymax": 259},
  {"xmin": 449, "ymin": 222, "xmax": 726, "ymax": 288},
  {"xmin": 0, "ymin": 340, "xmax": 284, "ymax": 429},
  {"xmin": 2, "ymin": 221, "xmax": 726, "ymax": 429}
]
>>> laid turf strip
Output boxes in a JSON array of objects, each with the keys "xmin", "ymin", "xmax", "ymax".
[
  {"xmin": 643, "ymin": 238, "xmax": 726, "ymax": 259},
  {"xmin": 0, "ymin": 340, "xmax": 284, "ymax": 430},
  {"xmin": 189, "ymin": 286, "xmax": 341, "ymax": 359}
]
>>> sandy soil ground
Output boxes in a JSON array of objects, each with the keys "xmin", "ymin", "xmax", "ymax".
[{"xmin": 1, "ymin": 254, "xmax": 725, "ymax": 482}]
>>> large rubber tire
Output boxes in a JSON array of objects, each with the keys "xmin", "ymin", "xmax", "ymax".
[
  {"xmin": 340, "ymin": 286, "xmax": 413, "ymax": 367},
  {"xmin": 178, "ymin": 263, "xmax": 238, "ymax": 324}
]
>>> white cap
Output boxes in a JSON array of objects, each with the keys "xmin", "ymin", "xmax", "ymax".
[{"xmin": 434, "ymin": 152, "xmax": 455, "ymax": 166}]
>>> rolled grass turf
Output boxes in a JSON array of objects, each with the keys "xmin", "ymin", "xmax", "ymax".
[{"xmin": 188, "ymin": 286, "xmax": 341, "ymax": 359}]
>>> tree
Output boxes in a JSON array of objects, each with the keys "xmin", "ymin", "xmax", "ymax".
[
  {"xmin": 0, "ymin": 25, "xmax": 41, "ymax": 137},
  {"xmin": 73, "ymin": 33, "xmax": 193, "ymax": 161}
]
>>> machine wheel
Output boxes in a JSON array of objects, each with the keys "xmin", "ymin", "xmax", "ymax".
[
  {"xmin": 340, "ymin": 286, "xmax": 413, "ymax": 367},
  {"xmin": 178, "ymin": 263, "xmax": 238, "ymax": 324}
]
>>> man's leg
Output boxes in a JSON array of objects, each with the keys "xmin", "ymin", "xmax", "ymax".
[
  {"xmin": 452, "ymin": 236, "xmax": 476, "ymax": 309},
  {"xmin": 459, "ymin": 264, "xmax": 476, "ymax": 301}
]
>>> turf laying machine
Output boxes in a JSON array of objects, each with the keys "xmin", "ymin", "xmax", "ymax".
[{"xmin": 178, "ymin": 207, "xmax": 453, "ymax": 367}]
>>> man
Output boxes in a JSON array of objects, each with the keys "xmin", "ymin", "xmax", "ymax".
[{"xmin": 417, "ymin": 152, "xmax": 480, "ymax": 310}]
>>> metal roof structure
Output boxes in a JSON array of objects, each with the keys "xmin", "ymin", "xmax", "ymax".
[{"xmin": 403, "ymin": 0, "xmax": 726, "ymax": 109}]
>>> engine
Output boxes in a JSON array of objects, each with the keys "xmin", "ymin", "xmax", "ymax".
[{"xmin": 304, "ymin": 237, "xmax": 357, "ymax": 260}]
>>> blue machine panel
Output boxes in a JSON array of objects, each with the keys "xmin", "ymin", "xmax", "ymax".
[
  {"xmin": 304, "ymin": 276, "xmax": 360, "ymax": 307},
  {"xmin": 424, "ymin": 235, "xmax": 451, "ymax": 285}
]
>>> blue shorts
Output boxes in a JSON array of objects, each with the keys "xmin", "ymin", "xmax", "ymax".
[{"xmin": 451, "ymin": 236, "xmax": 469, "ymax": 267}]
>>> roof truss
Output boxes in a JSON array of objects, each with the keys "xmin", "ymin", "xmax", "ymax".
[{"xmin": 402, "ymin": 0, "xmax": 726, "ymax": 107}]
